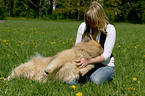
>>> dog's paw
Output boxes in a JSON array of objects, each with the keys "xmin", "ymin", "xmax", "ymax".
[
  {"xmin": 79, "ymin": 69, "xmax": 87, "ymax": 76},
  {"xmin": 44, "ymin": 68, "xmax": 53, "ymax": 74}
]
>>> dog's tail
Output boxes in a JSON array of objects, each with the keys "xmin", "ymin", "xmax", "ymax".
[{"xmin": 30, "ymin": 52, "xmax": 44, "ymax": 59}]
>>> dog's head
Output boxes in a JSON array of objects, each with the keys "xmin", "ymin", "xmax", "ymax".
[{"xmin": 75, "ymin": 32, "xmax": 103, "ymax": 58}]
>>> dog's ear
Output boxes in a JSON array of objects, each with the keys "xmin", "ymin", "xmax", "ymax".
[{"xmin": 82, "ymin": 32, "xmax": 93, "ymax": 42}]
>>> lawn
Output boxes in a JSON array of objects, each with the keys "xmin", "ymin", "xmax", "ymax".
[{"xmin": 0, "ymin": 20, "xmax": 145, "ymax": 95}]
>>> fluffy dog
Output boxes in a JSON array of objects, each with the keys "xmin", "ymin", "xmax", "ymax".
[{"xmin": 7, "ymin": 33, "xmax": 103, "ymax": 83}]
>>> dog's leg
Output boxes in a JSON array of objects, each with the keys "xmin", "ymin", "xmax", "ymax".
[
  {"xmin": 79, "ymin": 64, "xmax": 95, "ymax": 76},
  {"xmin": 44, "ymin": 58, "xmax": 62, "ymax": 74}
]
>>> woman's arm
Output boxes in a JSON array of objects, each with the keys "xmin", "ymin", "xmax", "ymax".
[
  {"xmin": 102, "ymin": 24, "xmax": 116, "ymax": 60},
  {"xmin": 75, "ymin": 22, "xmax": 86, "ymax": 44},
  {"xmin": 76, "ymin": 55, "xmax": 105, "ymax": 68}
]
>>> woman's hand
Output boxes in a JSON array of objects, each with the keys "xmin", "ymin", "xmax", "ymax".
[
  {"xmin": 75, "ymin": 58, "xmax": 89, "ymax": 68},
  {"xmin": 75, "ymin": 55, "xmax": 105, "ymax": 68}
]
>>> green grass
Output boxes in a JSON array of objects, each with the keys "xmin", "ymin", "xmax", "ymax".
[{"xmin": 0, "ymin": 20, "xmax": 145, "ymax": 95}]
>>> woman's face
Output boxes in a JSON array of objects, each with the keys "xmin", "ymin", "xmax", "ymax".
[{"xmin": 88, "ymin": 20, "xmax": 97, "ymax": 29}]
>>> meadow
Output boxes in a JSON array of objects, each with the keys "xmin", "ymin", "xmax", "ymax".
[{"xmin": 0, "ymin": 20, "xmax": 145, "ymax": 96}]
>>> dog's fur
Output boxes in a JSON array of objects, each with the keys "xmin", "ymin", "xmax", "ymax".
[{"xmin": 7, "ymin": 33, "xmax": 103, "ymax": 83}]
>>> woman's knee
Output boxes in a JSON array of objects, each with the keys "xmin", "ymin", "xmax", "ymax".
[
  {"xmin": 89, "ymin": 75, "xmax": 104, "ymax": 85},
  {"xmin": 89, "ymin": 66, "xmax": 115, "ymax": 85}
]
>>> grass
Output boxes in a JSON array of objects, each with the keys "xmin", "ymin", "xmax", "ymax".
[{"xmin": 0, "ymin": 20, "xmax": 145, "ymax": 95}]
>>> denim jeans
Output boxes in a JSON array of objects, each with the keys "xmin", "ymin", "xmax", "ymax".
[{"xmin": 66, "ymin": 65, "xmax": 115, "ymax": 85}]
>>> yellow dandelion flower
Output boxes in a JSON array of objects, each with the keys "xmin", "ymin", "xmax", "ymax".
[
  {"xmin": 123, "ymin": 85, "xmax": 128, "ymax": 87},
  {"xmin": 19, "ymin": 41, "xmax": 22, "ymax": 43},
  {"xmin": 138, "ymin": 81, "xmax": 140, "ymax": 84},
  {"xmin": 70, "ymin": 38, "xmax": 72, "ymax": 41},
  {"xmin": 53, "ymin": 42, "xmax": 56, "ymax": 44},
  {"xmin": 72, "ymin": 42, "xmax": 74, "ymax": 44},
  {"xmin": 133, "ymin": 77, "xmax": 137, "ymax": 81},
  {"xmin": 129, "ymin": 87, "xmax": 135, "ymax": 90},
  {"xmin": 0, "ymin": 77, "xmax": 5, "ymax": 79},
  {"xmin": 35, "ymin": 45, "xmax": 37, "ymax": 47},
  {"xmin": 71, "ymin": 85, "xmax": 76, "ymax": 89},
  {"xmin": 42, "ymin": 32, "xmax": 45, "ymax": 34},
  {"xmin": 124, "ymin": 50, "xmax": 126, "ymax": 52},
  {"xmin": 135, "ymin": 46, "xmax": 137, "ymax": 48},
  {"xmin": 118, "ymin": 45, "xmax": 121, "ymax": 47},
  {"xmin": 6, "ymin": 43, "xmax": 8, "ymax": 45},
  {"xmin": 3, "ymin": 40, "xmax": 6, "ymax": 42},
  {"xmin": 129, "ymin": 43, "xmax": 132, "ymax": 45},
  {"xmin": 63, "ymin": 42, "xmax": 65, "ymax": 44},
  {"xmin": 143, "ymin": 55, "xmax": 145, "ymax": 57},
  {"xmin": 76, "ymin": 92, "xmax": 82, "ymax": 96},
  {"xmin": 17, "ymin": 44, "xmax": 20, "ymax": 46}
]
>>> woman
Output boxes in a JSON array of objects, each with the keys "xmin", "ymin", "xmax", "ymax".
[{"xmin": 68, "ymin": 1, "xmax": 116, "ymax": 85}]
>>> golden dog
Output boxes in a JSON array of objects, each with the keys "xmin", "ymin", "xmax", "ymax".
[{"xmin": 7, "ymin": 33, "xmax": 103, "ymax": 83}]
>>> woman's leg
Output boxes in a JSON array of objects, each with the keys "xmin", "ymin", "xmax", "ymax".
[
  {"xmin": 65, "ymin": 80, "xmax": 78, "ymax": 85},
  {"xmin": 65, "ymin": 66, "xmax": 115, "ymax": 85},
  {"xmin": 89, "ymin": 66, "xmax": 115, "ymax": 85}
]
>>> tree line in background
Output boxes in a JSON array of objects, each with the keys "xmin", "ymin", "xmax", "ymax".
[{"xmin": 0, "ymin": 0, "xmax": 145, "ymax": 23}]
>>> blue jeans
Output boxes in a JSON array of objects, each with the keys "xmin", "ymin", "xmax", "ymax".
[{"xmin": 66, "ymin": 65, "xmax": 115, "ymax": 85}]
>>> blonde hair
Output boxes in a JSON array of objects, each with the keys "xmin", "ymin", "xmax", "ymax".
[{"xmin": 84, "ymin": 1, "xmax": 109, "ymax": 34}]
